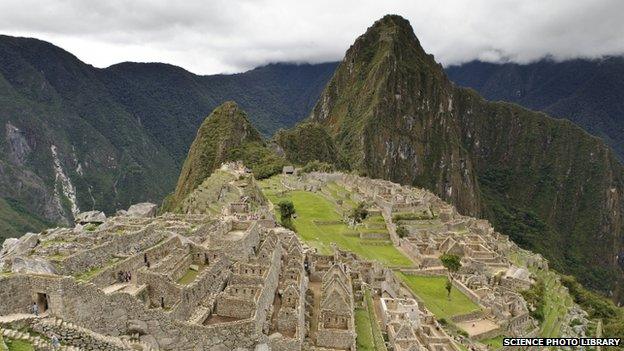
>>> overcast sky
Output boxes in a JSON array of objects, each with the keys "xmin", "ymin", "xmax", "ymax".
[{"xmin": 1, "ymin": 0, "xmax": 623, "ymax": 75}]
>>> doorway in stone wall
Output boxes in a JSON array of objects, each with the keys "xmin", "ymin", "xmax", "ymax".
[{"xmin": 36, "ymin": 293, "xmax": 49, "ymax": 313}]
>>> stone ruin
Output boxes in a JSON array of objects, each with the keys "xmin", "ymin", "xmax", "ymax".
[{"xmin": 0, "ymin": 167, "xmax": 589, "ymax": 350}]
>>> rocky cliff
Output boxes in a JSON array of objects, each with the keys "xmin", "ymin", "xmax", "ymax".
[{"xmin": 288, "ymin": 15, "xmax": 624, "ymax": 301}]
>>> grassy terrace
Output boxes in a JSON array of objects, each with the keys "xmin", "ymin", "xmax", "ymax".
[
  {"xmin": 259, "ymin": 177, "xmax": 411, "ymax": 267},
  {"xmin": 398, "ymin": 273, "xmax": 481, "ymax": 320},
  {"xmin": 508, "ymin": 251, "xmax": 573, "ymax": 337},
  {"xmin": 3, "ymin": 338, "xmax": 34, "ymax": 351},
  {"xmin": 538, "ymin": 270, "xmax": 574, "ymax": 337},
  {"xmin": 355, "ymin": 289, "xmax": 388, "ymax": 351}
]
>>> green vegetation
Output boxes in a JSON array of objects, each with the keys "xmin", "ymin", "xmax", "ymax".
[
  {"xmin": 533, "ymin": 270, "xmax": 574, "ymax": 337},
  {"xmin": 520, "ymin": 277, "xmax": 546, "ymax": 322},
  {"xmin": 354, "ymin": 309, "xmax": 375, "ymax": 351},
  {"xmin": 396, "ymin": 225, "xmax": 408, "ymax": 238},
  {"xmin": 259, "ymin": 177, "xmax": 411, "ymax": 267},
  {"xmin": 355, "ymin": 289, "xmax": 387, "ymax": 351},
  {"xmin": 277, "ymin": 200, "xmax": 296, "ymax": 229},
  {"xmin": 74, "ymin": 266, "xmax": 103, "ymax": 282},
  {"xmin": 84, "ymin": 223, "xmax": 99, "ymax": 232},
  {"xmin": 481, "ymin": 335, "xmax": 505, "ymax": 349},
  {"xmin": 398, "ymin": 273, "xmax": 480, "ymax": 319},
  {"xmin": 289, "ymin": 13, "xmax": 624, "ymax": 300},
  {"xmin": 349, "ymin": 201, "xmax": 369, "ymax": 223},
  {"xmin": 273, "ymin": 122, "xmax": 349, "ymax": 169},
  {"xmin": 440, "ymin": 254, "xmax": 461, "ymax": 275},
  {"xmin": 300, "ymin": 160, "xmax": 335, "ymax": 173},
  {"xmin": 277, "ymin": 200, "xmax": 296, "ymax": 221},
  {"xmin": 4, "ymin": 339, "xmax": 34, "ymax": 351},
  {"xmin": 0, "ymin": 198, "xmax": 49, "ymax": 243},
  {"xmin": 177, "ymin": 268, "xmax": 200, "ymax": 285},
  {"xmin": 561, "ymin": 275, "xmax": 624, "ymax": 338},
  {"xmin": 364, "ymin": 289, "xmax": 388, "ymax": 351}
]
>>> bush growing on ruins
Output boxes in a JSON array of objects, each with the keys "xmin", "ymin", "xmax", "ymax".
[
  {"xmin": 396, "ymin": 225, "xmax": 409, "ymax": 238},
  {"xmin": 349, "ymin": 202, "xmax": 369, "ymax": 223}
]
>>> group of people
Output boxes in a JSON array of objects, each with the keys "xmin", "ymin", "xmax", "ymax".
[{"xmin": 117, "ymin": 270, "xmax": 132, "ymax": 283}]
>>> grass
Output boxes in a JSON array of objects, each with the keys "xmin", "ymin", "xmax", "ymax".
[
  {"xmin": 259, "ymin": 178, "xmax": 411, "ymax": 267},
  {"xmin": 4, "ymin": 339, "xmax": 34, "ymax": 351},
  {"xmin": 538, "ymin": 271, "xmax": 573, "ymax": 337},
  {"xmin": 355, "ymin": 290, "xmax": 388, "ymax": 351},
  {"xmin": 398, "ymin": 273, "xmax": 481, "ymax": 320},
  {"xmin": 481, "ymin": 335, "xmax": 505, "ymax": 349},
  {"xmin": 177, "ymin": 267, "xmax": 200, "ymax": 285},
  {"xmin": 354, "ymin": 308, "xmax": 375, "ymax": 350},
  {"xmin": 74, "ymin": 266, "xmax": 103, "ymax": 282},
  {"xmin": 364, "ymin": 289, "xmax": 387, "ymax": 351}
]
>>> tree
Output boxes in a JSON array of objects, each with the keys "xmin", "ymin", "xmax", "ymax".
[
  {"xmin": 396, "ymin": 225, "xmax": 409, "ymax": 238},
  {"xmin": 349, "ymin": 202, "xmax": 368, "ymax": 224},
  {"xmin": 440, "ymin": 254, "xmax": 461, "ymax": 275},
  {"xmin": 440, "ymin": 253, "xmax": 461, "ymax": 300},
  {"xmin": 277, "ymin": 200, "xmax": 295, "ymax": 221},
  {"xmin": 277, "ymin": 200, "xmax": 296, "ymax": 230}
]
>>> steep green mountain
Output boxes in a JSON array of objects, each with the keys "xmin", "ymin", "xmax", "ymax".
[
  {"xmin": 165, "ymin": 101, "xmax": 284, "ymax": 210},
  {"xmin": 273, "ymin": 122, "xmax": 348, "ymax": 168},
  {"xmin": 446, "ymin": 58, "xmax": 624, "ymax": 159},
  {"xmin": 0, "ymin": 35, "xmax": 335, "ymax": 242},
  {"xmin": 280, "ymin": 15, "xmax": 624, "ymax": 301}
]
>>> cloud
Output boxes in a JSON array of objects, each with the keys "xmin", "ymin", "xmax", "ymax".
[{"xmin": 0, "ymin": 0, "xmax": 622, "ymax": 74}]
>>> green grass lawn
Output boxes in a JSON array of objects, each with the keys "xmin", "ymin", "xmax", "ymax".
[
  {"xmin": 4, "ymin": 339, "xmax": 34, "ymax": 351},
  {"xmin": 482, "ymin": 335, "xmax": 505, "ymax": 349},
  {"xmin": 355, "ymin": 308, "xmax": 375, "ymax": 351},
  {"xmin": 398, "ymin": 273, "xmax": 481, "ymax": 320},
  {"xmin": 355, "ymin": 289, "xmax": 388, "ymax": 351},
  {"xmin": 259, "ymin": 178, "xmax": 412, "ymax": 267}
]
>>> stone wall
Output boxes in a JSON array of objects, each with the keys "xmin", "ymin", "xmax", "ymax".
[
  {"xmin": 316, "ymin": 329, "xmax": 355, "ymax": 350},
  {"xmin": 0, "ymin": 274, "xmax": 266, "ymax": 350},
  {"xmin": 31, "ymin": 318, "xmax": 128, "ymax": 351},
  {"xmin": 451, "ymin": 279, "xmax": 482, "ymax": 306},
  {"xmin": 137, "ymin": 270, "xmax": 181, "ymax": 309},
  {"xmin": 60, "ymin": 226, "xmax": 165, "ymax": 276},
  {"xmin": 90, "ymin": 236, "xmax": 181, "ymax": 287}
]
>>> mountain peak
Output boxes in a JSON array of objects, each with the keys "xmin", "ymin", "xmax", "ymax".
[{"xmin": 170, "ymin": 101, "xmax": 262, "ymax": 206}]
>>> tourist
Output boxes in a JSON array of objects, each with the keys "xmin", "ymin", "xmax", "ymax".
[
  {"xmin": 51, "ymin": 334, "xmax": 60, "ymax": 349},
  {"xmin": 32, "ymin": 302, "xmax": 38, "ymax": 316}
]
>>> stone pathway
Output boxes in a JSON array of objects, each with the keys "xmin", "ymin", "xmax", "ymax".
[{"xmin": 0, "ymin": 313, "xmax": 36, "ymax": 323}]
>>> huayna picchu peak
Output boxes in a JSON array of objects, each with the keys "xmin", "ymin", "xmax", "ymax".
[
  {"xmin": 165, "ymin": 101, "xmax": 285, "ymax": 212},
  {"xmin": 276, "ymin": 15, "xmax": 624, "ymax": 303},
  {"xmin": 1, "ymin": 9, "xmax": 624, "ymax": 351}
]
